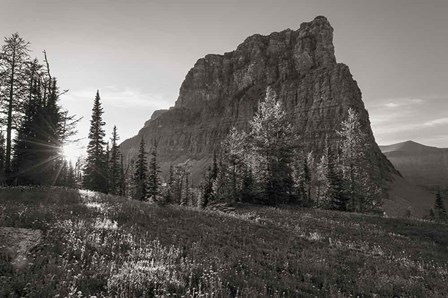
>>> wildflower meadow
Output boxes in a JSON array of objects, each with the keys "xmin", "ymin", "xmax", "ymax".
[{"xmin": 1, "ymin": 187, "xmax": 447, "ymax": 297}]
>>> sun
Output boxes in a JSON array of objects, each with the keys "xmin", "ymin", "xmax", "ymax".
[{"xmin": 62, "ymin": 142, "xmax": 84, "ymax": 164}]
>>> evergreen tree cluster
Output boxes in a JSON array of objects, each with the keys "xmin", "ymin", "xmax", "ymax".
[
  {"xmin": 165, "ymin": 161, "xmax": 193, "ymax": 205},
  {"xmin": 133, "ymin": 158, "xmax": 196, "ymax": 206},
  {"xmin": 199, "ymin": 88, "xmax": 383, "ymax": 213},
  {"xmin": 82, "ymin": 91, "xmax": 127, "ymax": 196},
  {"xmin": 82, "ymin": 91, "xmax": 170, "ymax": 201},
  {"xmin": 0, "ymin": 33, "xmax": 78, "ymax": 186}
]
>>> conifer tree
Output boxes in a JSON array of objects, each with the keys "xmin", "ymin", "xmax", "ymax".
[
  {"xmin": 327, "ymin": 147, "xmax": 348, "ymax": 211},
  {"xmin": 83, "ymin": 90, "xmax": 108, "ymax": 192},
  {"xmin": 9, "ymin": 61, "xmax": 41, "ymax": 184},
  {"xmin": 170, "ymin": 161, "xmax": 191, "ymax": 205},
  {"xmin": 315, "ymin": 154, "xmax": 330, "ymax": 208},
  {"xmin": 66, "ymin": 162, "xmax": 77, "ymax": 188},
  {"xmin": 337, "ymin": 108, "xmax": 382, "ymax": 212},
  {"xmin": 57, "ymin": 160, "xmax": 68, "ymax": 186},
  {"xmin": 39, "ymin": 78, "xmax": 64, "ymax": 185},
  {"xmin": 183, "ymin": 170, "xmax": 190, "ymax": 206},
  {"xmin": 249, "ymin": 87, "xmax": 294, "ymax": 204},
  {"xmin": 221, "ymin": 127, "xmax": 247, "ymax": 202},
  {"xmin": 0, "ymin": 33, "xmax": 31, "ymax": 178},
  {"xmin": 434, "ymin": 190, "xmax": 447, "ymax": 221},
  {"xmin": 174, "ymin": 165, "xmax": 184, "ymax": 204},
  {"xmin": 201, "ymin": 166, "xmax": 214, "ymax": 208},
  {"xmin": 147, "ymin": 140, "xmax": 161, "ymax": 202},
  {"xmin": 337, "ymin": 108, "xmax": 364, "ymax": 211},
  {"xmin": 306, "ymin": 152, "xmax": 316, "ymax": 204},
  {"xmin": 0, "ymin": 131, "xmax": 4, "ymax": 184},
  {"xmin": 56, "ymin": 160, "xmax": 76, "ymax": 188},
  {"xmin": 105, "ymin": 142, "xmax": 110, "ymax": 191},
  {"xmin": 164, "ymin": 164, "xmax": 175, "ymax": 203},
  {"xmin": 240, "ymin": 165, "xmax": 255, "ymax": 203},
  {"xmin": 108, "ymin": 126, "xmax": 121, "ymax": 195},
  {"xmin": 299, "ymin": 156, "xmax": 312, "ymax": 206},
  {"xmin": 74, "ymin": 158, "xmax": 84, "ymax": 186},
  {"xmin": 12, "ymin": 76, "xmax": 57, "ymax": 185},
  {"xmin": 292, "ymin": 152, "xmax": 315, "ymax": 206},
  {"xmin": 119, "ymin": 155, "xmax": 126, "ymax": 196},
  {"xmin": 133, "ymin": 137, "xmax": 149, "ymax": 201}
]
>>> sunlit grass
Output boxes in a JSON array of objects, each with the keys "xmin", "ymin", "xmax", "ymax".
[{"xmin": 1, "ymin": 187, "xmax": 447, "ymax": 297}]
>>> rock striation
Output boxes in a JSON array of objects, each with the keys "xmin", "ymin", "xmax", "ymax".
[{"xmin": 120, "ymin": 16, "xmax": 396, "ymax": 185}]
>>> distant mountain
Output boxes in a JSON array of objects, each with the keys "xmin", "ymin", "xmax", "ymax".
[{"xmin": 380, "ymin": 140, "xmax": 448, "ymax": 190}]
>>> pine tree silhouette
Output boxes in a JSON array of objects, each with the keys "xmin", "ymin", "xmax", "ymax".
[
  {"xmin": 83, "ymin": 90, "xmax": 108, "ymax": 193},
  {"xmin": 108, "ymin": 126, "xmax": 122, "ymax": 195},
  {"xmin": 147, "ymin": 140, "xmax": 161, "ymax": 202},
  {"xmin": 434, "ymin": 190, "xmax": 447, "ymax": 221},
  {"xmin": 133, "ymin": 137, "xmax": 149, "ymax": 200}
]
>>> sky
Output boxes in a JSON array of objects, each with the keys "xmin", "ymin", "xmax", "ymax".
[{"xmin": 1, "ymin": 0, "xmax": 447, "ymax": 161}]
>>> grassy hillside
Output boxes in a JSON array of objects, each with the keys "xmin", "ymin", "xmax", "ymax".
[{"xmin": 1, "ymin": 188, "xmax": 447, "ymax": 297}]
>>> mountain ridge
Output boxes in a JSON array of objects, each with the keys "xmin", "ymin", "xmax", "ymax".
[
  {"xmin": 118, "ymin": 16, "xmax": 438, "ymax": 217},
  {"xmin": 380, "ymin": 140, "xmax": 448, "ymax": 190},
  {"xmin": 380, "ymin": 140, "xmax": 448, "ymax": 153}
]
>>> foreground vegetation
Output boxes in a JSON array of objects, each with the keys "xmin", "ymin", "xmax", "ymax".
[{"xmin": 1, "ymin": 187, "xmax": 447, "ymax": 297}]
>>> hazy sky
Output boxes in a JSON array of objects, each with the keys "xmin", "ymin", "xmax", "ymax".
[{"xmin": 1, "ymin": 0, "xmax": 447, "ymax": 160}]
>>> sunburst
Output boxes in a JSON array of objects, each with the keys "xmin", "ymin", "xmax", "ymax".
[{"xmin": 62, "ymin": 142, "xmax": 84, "ymax": 164}]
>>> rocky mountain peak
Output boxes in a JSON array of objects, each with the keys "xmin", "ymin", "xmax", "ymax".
[
  {"xmin": 174, "ymin": 16, "xmax": 336, "ymax": 111},
  {"xmin": 296, "ymin": 15, "xmax": 336, "ymax": 68},
  {"xmin": 120, "ymin": 16, "xmax": 396, "ymax": 185}
]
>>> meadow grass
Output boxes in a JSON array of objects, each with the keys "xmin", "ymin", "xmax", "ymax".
[{"xmin": 0, "ymin": 187, "xmax": 447, "ymax": 297}]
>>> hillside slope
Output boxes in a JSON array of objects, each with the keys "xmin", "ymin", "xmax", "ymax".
[
  {"xmin": 1, "ymin": 187, "xmax": 447, "ymax": 297},
  {"xmin": 384, "ymin": 174, "xmax": 439, "ymax": 218},
  {"xmin": 380, "ymin": 140, "xmax": 448, "ymax": 190}
]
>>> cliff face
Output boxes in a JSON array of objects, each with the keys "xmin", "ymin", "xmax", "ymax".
[{"xmin": 120, "ymin": 16, "xmax": 395, "ymax": 184}]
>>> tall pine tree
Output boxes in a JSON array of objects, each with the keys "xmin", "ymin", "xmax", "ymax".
[
  {"xmin": 119, "ymin": 154, "xmax": 126, "ymax": 196},
  {"xmin": 337, "ymin": 108, "xmax": 382, "ymax": 212},
  {"xmin": 147, "ymin": 140, "xmax": 161, "ymax": 202},
  {"xmin": 0, "ymin": 33, "xmax": 31, "ymax": 178},
  {"xmin": 249, "ymin": 87, "xmax": 294, "ymax": 205},
  {"xmin": 40, "ymin": 78, "xmax": 64, "ymax": 185},
  {"xmin": 108, "ymin": 126, "xmax": 121, "ymax": 195},
  {"xmin": 83, "ymin": 90, "xmax": 108, "ymax": 193},
  {"xmin": 315, "ymin": 154, "xmax": 330, "ymax": 208},
  {"xmin": 221, "ymin": 128, "xmax": 246, "ymax": 202},
  {"xmin": 133, "ymin": 137, "xmax": 149, "ymax": 201},
  {"xmin": 164, "ymin": 164, "xmax": 175, "ymax": 203},
  {"xmin": 327, "ymin": 146, "xmax": 348, "ymax": 211}
]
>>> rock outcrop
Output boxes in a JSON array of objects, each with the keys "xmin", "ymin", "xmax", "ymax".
[
  {"xmin": 0, "ymin": 227, "xmax": 42, "ymax": 271},
  {"xmin": 120, "ymin": 16, "xmax": 395, "ymax": 186}
]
